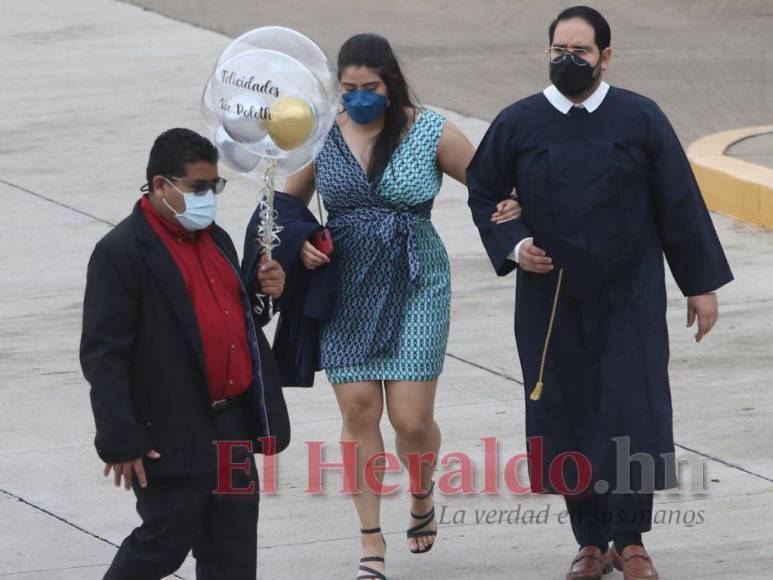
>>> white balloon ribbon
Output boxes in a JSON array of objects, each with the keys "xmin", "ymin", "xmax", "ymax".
[{"xmin": 253, "ymin": 160, "xmax": 283, "ymax": 318}]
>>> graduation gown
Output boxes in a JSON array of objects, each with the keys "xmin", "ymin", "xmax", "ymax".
[
  {"xmin": 467, "ymin": 86, "xmax": 733, "ymax": 495},
  {"xmin": 243, "ymin": 192, "xmax": 337, "ymax": 388}
]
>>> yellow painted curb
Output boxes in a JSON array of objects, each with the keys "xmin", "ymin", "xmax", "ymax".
[{"xmin": 687, "ymin": 125, "xmax": 773, "ymax": 229}]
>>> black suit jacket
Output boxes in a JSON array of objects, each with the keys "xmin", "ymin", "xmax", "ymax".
[{"xmin": 80, "ymin": 201, "xmax": 290, "ymax": 477}]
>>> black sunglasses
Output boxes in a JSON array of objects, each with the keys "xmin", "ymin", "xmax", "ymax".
[{"xmin": 165, "ymin": 175, "xmax": 227, "ymax": 195}]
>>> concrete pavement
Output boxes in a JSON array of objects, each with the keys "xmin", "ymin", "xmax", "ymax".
[
  {"xmin": 122, "ymin": 0, "xmax": 773, "ymax": 145},
  {"xmin": 728, "ymin": 132, "xmax": 773, "ymax": 169},
  {"xmin": 1, "ymin": 1, "xmax": 772, "ymax": 579}
]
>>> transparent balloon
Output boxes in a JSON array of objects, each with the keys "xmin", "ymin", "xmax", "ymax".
[
  {"xmin": 213, "ymin": 26, "xmax": 338, "ymax": 109},
  {"xmin": 201, "ymin": 26, "xmax": 338, "ymax": 179},
  {"xmin": 202, "ymin": 44, "xmax": 336, "ymax": 179}
]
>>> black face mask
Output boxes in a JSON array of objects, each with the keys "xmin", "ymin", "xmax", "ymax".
[{"xmin": 549, "ymin": 57, "xmax": 598, "ymax": 97}]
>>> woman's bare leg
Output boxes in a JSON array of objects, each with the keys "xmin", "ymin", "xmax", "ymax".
[
  {"xmin": 333, "ymin": 380, "xmax": 387, "ymax": 574},
  {"xmin": 385, "ymin": 379, "xmax": 441, "ymax": 553}
]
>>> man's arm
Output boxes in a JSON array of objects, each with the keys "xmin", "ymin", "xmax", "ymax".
[
  {"xmin": 80, "ymin": 242, "xmax": 152, "ymax": 464},
  {"xmin": 648, "ymin": 102, "xmax": 733, "ymax": 296},
  {"xmin": 466, "ymin": 110, "xmax": 533, "ymax": 276},
  {"xmin": 647, "ymin": 101, "xmax": 733, "ymax": 340}
]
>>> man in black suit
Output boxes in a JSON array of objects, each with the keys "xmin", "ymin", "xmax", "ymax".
[{"xmin": 80, "ymin": 128, "xmax": 290, "ymax": 580}]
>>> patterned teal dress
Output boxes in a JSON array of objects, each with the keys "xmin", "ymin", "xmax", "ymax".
[{"xmin": 314, "ymin": 109, "xmax": 451, "ymax": 384}]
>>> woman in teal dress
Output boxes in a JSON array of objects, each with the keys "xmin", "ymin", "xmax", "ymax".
[{"xmin": 284, "ymin": 34, "xmax": 520, "ymax": 580}]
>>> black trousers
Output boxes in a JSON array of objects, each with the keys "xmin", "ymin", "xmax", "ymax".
[
  {"xmin": 564, "ymin": 492, "xmax": 654, "ymax": 549},
  {"xmin": 104, "ymin": 403, "xmax": 260, "ymax": 580}
]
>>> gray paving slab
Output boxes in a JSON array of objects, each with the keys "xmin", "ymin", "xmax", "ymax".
[
  {"xmin": 0, "ymin": 492, "xmax": 114, "ymax": 579},
  {"xmin": 1, "ymin": 1, "xmax": 772, "ymax": 579}
]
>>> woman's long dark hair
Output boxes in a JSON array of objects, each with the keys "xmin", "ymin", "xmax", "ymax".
[{"xmin": 337, "ymin": 33, "xmax": 418, "ymax": 184}]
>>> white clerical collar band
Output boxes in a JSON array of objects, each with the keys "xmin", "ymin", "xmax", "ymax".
[{"xmin": 543, "ymin": 82, "xmax": 610, "ymax": 114}]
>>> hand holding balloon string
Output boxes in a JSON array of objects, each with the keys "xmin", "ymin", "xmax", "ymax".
[{"xmin": 254, "ymin": 160, "xmax": 283, "ymax": 317}]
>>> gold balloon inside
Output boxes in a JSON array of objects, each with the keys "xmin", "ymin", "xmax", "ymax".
[{"xmin": 265, "ymin": 96, "xmax": 315, "ymax": 151}]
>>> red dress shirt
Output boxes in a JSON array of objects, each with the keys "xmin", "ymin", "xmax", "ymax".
[{"xmin": 140, "ymin": 196, "xmax": 252, "ymax": 401}]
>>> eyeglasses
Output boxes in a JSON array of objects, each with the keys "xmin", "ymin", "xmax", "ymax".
[
  {"xmin": 165, "ymin": 176, "xmax": 227, "ymax": 195},
  {"xmin": 546, "ymin": 46, "xmax": 594, "ymax": 66}
]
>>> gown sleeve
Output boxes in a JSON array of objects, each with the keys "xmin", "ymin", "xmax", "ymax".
[
  {"xmin": 646, "ymin": 102, "xmax": 734, "ymax": 296},
  {"xmin": 466, "ymin": 109, "xmax": 533, "ymax": 276}
]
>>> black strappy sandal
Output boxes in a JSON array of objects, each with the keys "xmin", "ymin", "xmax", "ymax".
[
  {"xmin": 406, "ymin": 480, "xmax": 437, "ymax": 554},
  {"xmin": 357, "ymin": 527, "xmax": 387, "ymax": 580}
]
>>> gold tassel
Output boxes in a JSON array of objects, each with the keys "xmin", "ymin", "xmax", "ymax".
[{"xmin": 530, "ymin": 268, "xmax": 564, "ymax": 401}]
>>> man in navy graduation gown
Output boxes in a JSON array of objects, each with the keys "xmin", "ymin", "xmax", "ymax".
[{"xmin": 467, "ymin": 6, "xmax": 733, "ymax": 580}]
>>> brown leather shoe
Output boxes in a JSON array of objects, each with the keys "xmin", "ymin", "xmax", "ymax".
[
  {"xmin": 611, "ymin": 545, "xmax": 659, "ymax": 580},
  {"xmin": 566, "ymin": 546, "xmax": 614, "ymax": 580}
]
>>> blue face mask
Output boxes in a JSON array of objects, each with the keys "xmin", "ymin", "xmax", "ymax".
[
  {"xmin": 342, "ymin": 90, "xmax": 389, "ymax": 125},
  {"xmin": 162, "ymin": 178, "xmax": 217, "ymax": 231}
]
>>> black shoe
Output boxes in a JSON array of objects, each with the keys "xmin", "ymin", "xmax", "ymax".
[
  {"xmin": 406, "ymin": 480, "xmax": 437, "ymax": 554},
  {"xmin": 357, "ymin": 527, "xmax": 387, "ymax": 580}
]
